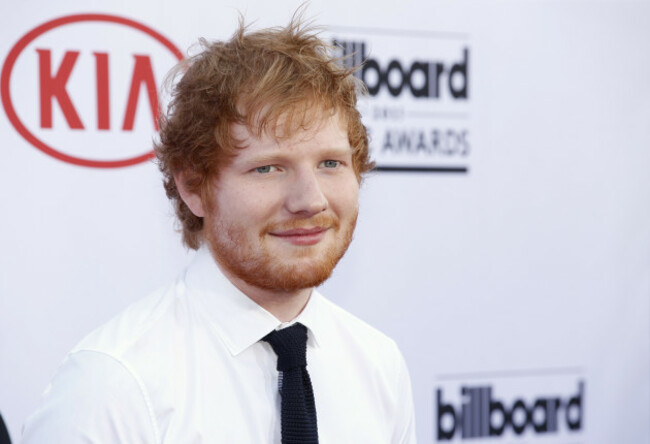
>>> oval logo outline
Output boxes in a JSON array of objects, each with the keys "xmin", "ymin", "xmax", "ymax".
[{"xmin": 1, "ymin": 13, "xmax": 184, "ymax": 168}]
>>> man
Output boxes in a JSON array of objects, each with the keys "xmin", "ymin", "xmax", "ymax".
[{"xmin": 23, "ymin": 16, "xmax": 416, "ymax": 443}]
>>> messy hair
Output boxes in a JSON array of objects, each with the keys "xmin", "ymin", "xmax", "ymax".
[{"xmin": 155, "ymin": 14, "xmax": 373, "ymax": 250}]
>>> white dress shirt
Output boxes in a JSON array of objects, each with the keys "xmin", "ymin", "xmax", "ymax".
[{"xmin": 23, "ymin": 247, "xmax": 416, "ymax": 443}]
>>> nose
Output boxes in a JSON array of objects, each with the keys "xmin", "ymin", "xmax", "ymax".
[{"xmin": 285, "ymin": 169, "xmax": 328, "ymax": 216}]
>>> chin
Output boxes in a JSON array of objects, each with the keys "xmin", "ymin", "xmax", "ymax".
[{"xmin": 246, "ymin": 260, "xmax": 337, "ymax": 292}]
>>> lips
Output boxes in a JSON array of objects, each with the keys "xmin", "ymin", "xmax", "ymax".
[{"xmin": 269, "ymin": 227, "xmax": 329, "ymax": 246}]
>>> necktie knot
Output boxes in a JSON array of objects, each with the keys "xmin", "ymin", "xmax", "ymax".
[{"xmin": 263, "ymin": 323, "xmax": 308, "ymax": 371}]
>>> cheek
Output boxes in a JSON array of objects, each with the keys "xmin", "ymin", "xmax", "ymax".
[
  {"xmin": 328, "ymin": 180, "xmax": 359, "ymax": 214},
  {"xmin": 217, "ymin": 183, "xmax": 283, "ymax": 222}
]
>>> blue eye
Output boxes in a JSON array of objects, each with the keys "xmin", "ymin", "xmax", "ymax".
[
  {"xmin": 255, "ymin": 165, "xmax": 273, "ymax": 173},
  {"xmin": 322, "ymin": 160, "xmax": 340, "ymax": 168}
]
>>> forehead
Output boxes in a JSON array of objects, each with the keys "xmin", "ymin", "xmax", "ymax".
[{"xmin": 230, "ymin": 111, "xmax": 350, "ymax": 154}]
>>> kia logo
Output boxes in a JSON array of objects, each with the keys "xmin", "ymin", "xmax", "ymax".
[{"xmin": 1, "ymin": 13, "xmax": 183, "ymax": 168}]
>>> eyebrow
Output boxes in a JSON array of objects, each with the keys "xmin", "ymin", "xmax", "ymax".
[{"xmin": 240, "ymin": 147, "xmax": 353, "ymax": 166}]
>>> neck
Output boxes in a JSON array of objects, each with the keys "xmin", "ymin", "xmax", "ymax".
[{"xmin": 217, "ymin": 264, "xmax": 312, "ymax": 322}]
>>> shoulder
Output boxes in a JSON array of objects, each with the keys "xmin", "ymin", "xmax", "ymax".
[
  {"xmin": 311, "ymin": 292, "xmax": 405, "ymax": 370},
  {"xmin": 72, "ymin": 278, "xmax": 185, "ymax": 358},
  {"xmin": 22, "ymin": 280, "xmax": 188, "ymax": 442}
]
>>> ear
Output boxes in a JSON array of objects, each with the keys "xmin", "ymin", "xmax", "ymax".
[{"xmin": 173, "ymin": 171, "xmax": 207, "ymax": 218}]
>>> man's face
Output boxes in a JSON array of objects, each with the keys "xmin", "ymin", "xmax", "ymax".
[{"xmin": 203, "ymin": 112, "xmax": 360, "ymax": 292}]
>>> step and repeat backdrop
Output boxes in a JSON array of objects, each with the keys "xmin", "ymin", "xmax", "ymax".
[{"xmin": 1, "ymin": 1, "xmax": 649, "ymax": 442}]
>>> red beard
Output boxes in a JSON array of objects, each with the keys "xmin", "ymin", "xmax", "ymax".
[{"xmin": 206, "ymin": 211, "xmax": 357, "ymax": 292}]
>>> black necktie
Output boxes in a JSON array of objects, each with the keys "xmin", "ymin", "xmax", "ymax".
[{"xmin": 263, "ymin": 323, "xmax": 319, "ymax": 444}]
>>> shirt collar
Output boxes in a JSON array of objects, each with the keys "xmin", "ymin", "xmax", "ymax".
[
  {"xmin": 294, "ymin": 289, "xmax": 325, "ymax": 349},
  {"xmin": 184, "ymin": 246, "xmax": 324, "ymax": 355}
]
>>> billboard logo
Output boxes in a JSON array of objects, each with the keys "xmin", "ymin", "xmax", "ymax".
[
  {"xmin": 336, "ymin": 40, "xmax": 469, "ymax": 100},
  {"xmin": 436, "ymin": 381, "xmax": 584, "ymax": 440},
  {"xmin": 329, "ymin": 29, "xmax": 472, "ymax": 173},
  {"xmin": 1, "ymin": 14, "xmax": 183, "ymax": 168}
]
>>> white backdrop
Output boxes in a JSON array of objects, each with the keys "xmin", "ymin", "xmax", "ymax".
[{"xmin": 1, "ymin": 1, "xmax": 649, "ymax": 443}]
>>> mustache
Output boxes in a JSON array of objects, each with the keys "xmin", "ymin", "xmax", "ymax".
[{"xmin": 264, "ymin": 213, "xmax": 340, "ymax": 233}]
